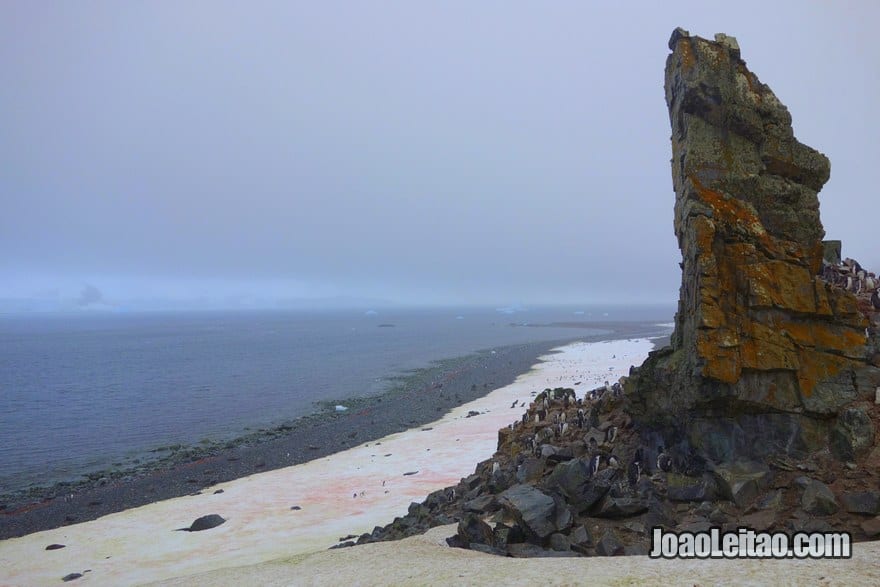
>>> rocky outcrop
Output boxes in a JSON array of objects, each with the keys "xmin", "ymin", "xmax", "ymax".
[
  {"xmin": 629, "ymin": 28, "xmax": 880, "ymax": 463},
  {"xmin": 350, "ymin": 30, "xmax": 880, "ymax": 558}
]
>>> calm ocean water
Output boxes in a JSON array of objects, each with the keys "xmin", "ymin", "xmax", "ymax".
[{"xmin": 0, "ymin": 305, "xmax": 671, "ymax": 494}]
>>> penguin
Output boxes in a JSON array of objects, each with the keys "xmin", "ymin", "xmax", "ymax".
[
  {"xmin": 511, "ymin": 399, "xmax": 518, "ymax": 409},
  {"xmin": 588, "ymin": 454, "xmax": 602, "ymax": 477},
  {"xmin": 872, "ymin": 289, "xmax": 880, "ymax": 310},
  {"xmin": 627, "ymin": 461, "xmax": 641, "ymax": 486},
  {"xmin": 561, "ymin": 422, "xmax": 569, "ymax": 437},
  {"xmin": 604, "ymin": 380, "xmax": 612, "ymax": 394},
  {"xmin": 589, "ymin": 405, "xmax": 600, "ymax": 429},
  {"xmin": 577, "ymin": 408, "xmax": 585, "ymax": 429},
  {"xmin": 607, "ymin": 454, "xmax": 620, "ymax": 469},
  {"xmin": 604, "ymin": 426, "xmax": 618, "ymax": 444},
  {"xmin": 588, "ymin": 436, "xmax": 599, "ymax": 453},
  {"xmin": 491, "ymin": 461, "xmax": 501, "ymax": 476},
  {"xmin": 657, "ymin": 446, "xmax": 672, "ymax": 473},
  {"xmin": 522, "ymin": 413, "xmax": 528, "ymax": 425},
  {"xmin": 611, "ymin": 382, "xmax": 622, "ymax": 398}
]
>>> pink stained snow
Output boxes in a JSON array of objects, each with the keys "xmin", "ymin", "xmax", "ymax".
[{"xmin": 0, "ymin": 338, "xmax": 655, "ymax": 586}]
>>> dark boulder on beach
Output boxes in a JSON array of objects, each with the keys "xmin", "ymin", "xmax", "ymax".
[{"xmin": 178, "ymin": 514, "xmax": 226, "ymax": 532}]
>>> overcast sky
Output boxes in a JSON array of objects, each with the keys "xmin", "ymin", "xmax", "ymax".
[{"xmin": 1, "ymin": 1, "xmax": 877, "ymax": 310}]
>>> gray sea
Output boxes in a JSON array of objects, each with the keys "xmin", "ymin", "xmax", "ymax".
[{"xmin": 0, "ymin": 305, "xmax": 671, "ymax": 494}]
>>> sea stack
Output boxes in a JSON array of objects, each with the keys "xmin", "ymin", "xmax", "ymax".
[
  {"xmin": 365, "ymin": 30, "xmax": 880, "ymax": 558},
  {"xmin": 630, "ymin": 29, "xmax": 880, "ymax": 462}
]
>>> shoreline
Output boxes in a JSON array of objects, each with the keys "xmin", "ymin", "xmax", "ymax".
[
  {"xmin": 0, "ymin": 321, "xmax": 669, "ymax": 540},
  {"xmin": 0, "ymin": 334, "xmax": 662, "ymax": 585},
  {"xmin": 0, "ymin": 337, "xmax": 662, "ymax": 585}
]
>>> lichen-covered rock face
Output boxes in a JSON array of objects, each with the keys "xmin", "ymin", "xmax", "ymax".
[{"xmin": 630, "ymin": 30, "xmax": 880, "ymax": 461}]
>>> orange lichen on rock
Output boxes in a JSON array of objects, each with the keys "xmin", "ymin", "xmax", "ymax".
[{"xmin": 630, "ymin": 29, "xmax": 880, "ymax": 461}]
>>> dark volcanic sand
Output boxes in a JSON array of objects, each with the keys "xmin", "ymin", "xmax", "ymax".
[{"xmin": 0, "ymin": 322, "xmax": 669, "ymax": 540}]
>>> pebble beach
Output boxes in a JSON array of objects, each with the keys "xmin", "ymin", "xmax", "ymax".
[{"xmin": 1, "ymin": 335, "xmax": 657, "ymax": 585}]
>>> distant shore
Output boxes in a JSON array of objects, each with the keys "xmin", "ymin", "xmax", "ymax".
[{"xmin": 0, "ymin": 321, "xmax": 669, "ymax": 540}]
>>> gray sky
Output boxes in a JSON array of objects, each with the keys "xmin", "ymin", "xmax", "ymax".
[{"xmin": 2, "ymin": 1, "xmax": 877, "ymax": 310}]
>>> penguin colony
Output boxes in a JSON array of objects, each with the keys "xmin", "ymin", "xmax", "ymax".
[
  {"xmin": 505, "ymin": 381, "xmax": 659, "ymax": 490},
  {"xmin": 821, "ymin": 256, "xmax": 880, "ymax": 303}
]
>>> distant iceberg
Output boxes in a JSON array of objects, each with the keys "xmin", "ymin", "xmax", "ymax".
[
  {"xmin": 495, "ymin": 304, "xmax": 528, "ymax": 315},
  {"xmin": 364, "ymin": 310, "xmax": 378, "ymax": 316}
]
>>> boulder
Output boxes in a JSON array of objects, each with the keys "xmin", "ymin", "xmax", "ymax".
[
  {"xmin": 841, "ymin": 491, "xmax": 880, "ymax": 515},
  {"xmin": 553, "ymin": 495, "xmax": 573, "ymax": 533},
  {"xmin": 546, "ymin": 458, "xmax": 591, "ymax": 503},
  {"xmin": 179, "ymin": 514, "xmax": 226, "ymax": 532},
  {"xmin": 801, "ymin": 479, "xmax": 839, "ymax": 516},
  {"xmin": 569, "ymin": 524, "xmax": 593, "ymax": 552},
  {"xmin": 463, "ymin": 495, "xmax": 497, "ymax": 513},
  {"xmin": 595, "ymin": 530, "xmax": 625, "ymax": 556},
  {"xmin": 755, "ymin": 490, "xmax": 784, "ymax": 511},
  {"xmin": 498, "ymin": 484, "xmax": 556, "ymax": 540},
  {"xmin": 456, "ymin": 513, "xmax": 495, "ymax": 547},
  {"xmin": 739, "ymin": 510, "xmax": 777, "ymax": 532},
  {"xmin": 576, "ymin": 467, "xmax": 617, "ymax": 512},
  {"xmin": 549, "ymin": 533, "xmax": 571, "ymax": 552},
  {"xmin": 713, "ymin": 462, "xmax": 770, "ymax": 507},
  {"xmin": 515, "ymin": 458, "xmax": 545, "ymax": 483},
  {"xmin": 594, "ymin": 496, "xmax": 649, "ymax": 518},
  {"xmin": 830, "ymin": 407, "xmax": 875, "ymax": 461},
  {"xmin": 666, "ymin": 473, "xmax": 716, "ymax": 502},
  {"xmin": 861, "ymin": 517, "xmax": 880, "ymax": 538},
  {"xmin": 624, "ymin": 543, "xmax": 650, "ymax": 556}
]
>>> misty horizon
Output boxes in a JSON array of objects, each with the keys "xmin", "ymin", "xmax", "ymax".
[{"xmin": 2, "ymin": 2, "xmax": 877, "ymax": 313}]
